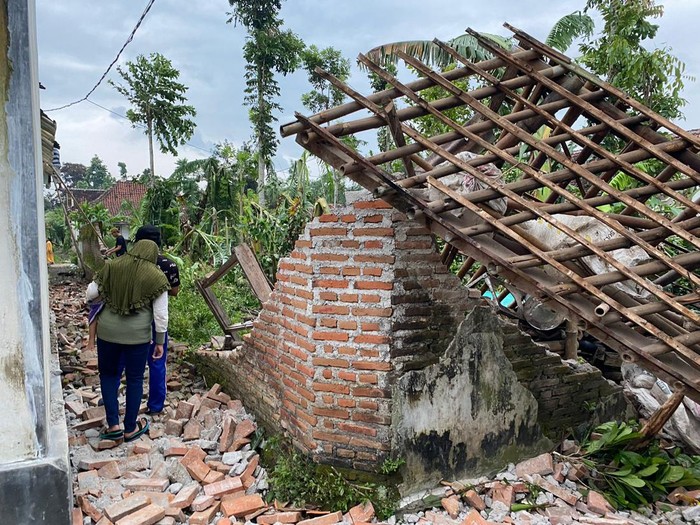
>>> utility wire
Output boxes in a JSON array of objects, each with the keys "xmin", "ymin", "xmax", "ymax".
[{"xmin": 45, "ymin": 0, "xmax": 157, "ymax": 112}]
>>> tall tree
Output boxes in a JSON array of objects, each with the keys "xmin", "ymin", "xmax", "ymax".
[
  {"xmin": 118, "ymin": 161, "xmax": 128, "ymax": 180},
  {"xmin": 60, "ymin": 162, "xmax": 87, "ymax": 187},
  {"xmin": 110, "ymin": 53, "xmax": 197, "ymax": 180},
  {"xmin": 227, "ymin": 0, "xmax": 305, "ymax": 205},
  {"xmin": 300, "ymin": 45, "xmax": 350, "ymax": 113},
  {"xmin": 580, "ymin": 0, "xmax": 688, "ymax": 119},
  {"xmin": 78, "ymin": 155, "xmax": 114, "ymax": 189}
]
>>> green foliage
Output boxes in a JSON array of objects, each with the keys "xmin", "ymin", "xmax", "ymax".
[
  {"xmin": 545, "ymin": 11, "xmax": 594, "ymax": 52},
  {"xmin": 69, "ymin": 201, "xmax": 114, "ymax": 234},
  {"xmin": 45, "ymin": 208, "xmax": 68, "ymax": 247},
  {"xmin": 263, "ymin": 437, "xmax": 399, "ymax": 519},
  {"xmin": 364, "ymin": 32, "xmax": 512, "ymax": 71},
  {"xmin": 168, "ymin": 260, "xmax": 259, "ymax": 347},
  {"xmin": 300, "ymin": 45, "xmax": 351, "ymax": 113},
  {"xmin": 580, "ymin": 0, "xmax": 690, "ymax": 119},
  {"xmin": 75, "ymin": 155, "xmax": 114, "ymax": 189},
  {"xmin": 60, "ymin": 162, "xmax": 88, "ymax": 187},
  {"xmin": 379, "ymin": 457, "xmax": 405, "ymax": 475},
  {"xmin": 580, "ymin": 421, "xmax": 700, "ymax": 509},
  {"xmin": 227, "ymin": 0, "xmax": 305, "ymax": 196},
  {"xmin": 110, "ymin": 52, "xmax": 197, "ymax": 177}
]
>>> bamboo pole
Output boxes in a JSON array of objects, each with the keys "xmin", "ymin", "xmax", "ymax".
[{"xmin": 281, "ymin": 50, "xmax": 550, "ymax": 137}]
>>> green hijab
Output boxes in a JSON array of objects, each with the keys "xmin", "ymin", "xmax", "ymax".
[{"xmin": 96, "ymin": 239, "xmax": 170, "ymax": 315}]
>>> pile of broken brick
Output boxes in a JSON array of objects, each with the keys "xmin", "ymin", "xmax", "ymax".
[{"xmin": 53, "ymin": 275, "xmax": 700, "ymax": 525}]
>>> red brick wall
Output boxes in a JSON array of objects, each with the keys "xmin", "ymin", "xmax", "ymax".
[{"xmin": 221, "ymin": 197, "xmax": 470, "ymax": 470}]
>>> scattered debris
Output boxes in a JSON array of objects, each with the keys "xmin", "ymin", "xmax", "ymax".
[{"xmin": 52, "ymin": 267, "xmax": 700, "ymax": 525}]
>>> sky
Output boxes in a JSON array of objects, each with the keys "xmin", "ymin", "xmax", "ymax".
[{"xmin": 34, "ymin": 0, "xmax": 700, "ymax": 180}]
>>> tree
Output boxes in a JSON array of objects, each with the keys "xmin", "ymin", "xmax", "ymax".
[
  {"xmin": 580, "ymin": 0, "xmax": 689, "ymax": 119},
  {"xmin": 300, "ymin": 45, "xmax": 351, "ymax": 113},
  {"xmin": 118, "ymin": 162, "xmax": 128, "ymax": 180},
  {"xmin": 60, "ymin": 162, "xmax": 87, "ymax": 187},
  {"xmin": 227, "ymin": 0, "xmax": 305, "ymax": 205},
  {"xmin": 78, "ymin": 155, "xmax": 114, "ymax": 189},
  {"xmin": 110, "ymin": 53, "xmax": 197, "ymax": 180},
  {"xmin": 364, "ymin": 11, "xmax": 592, "ymax": 70}
]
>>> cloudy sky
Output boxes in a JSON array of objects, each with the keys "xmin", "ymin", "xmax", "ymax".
[{"xmin": 35, "ymin": 0, "xmax": 700, "ymax": 180}]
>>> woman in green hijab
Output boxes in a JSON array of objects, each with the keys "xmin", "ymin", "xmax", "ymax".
[{"xmin": 87, "ymin": 239, "xmax": 170, "ymax": 442}]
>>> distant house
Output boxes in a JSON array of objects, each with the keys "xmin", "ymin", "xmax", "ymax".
[
  {"xmin": 98, "ymin": 180, "xmax": 147, "ymax": 217},
  {"xmin": 67, "ymin": 188, "xmax": 104, "ymax": 209},
  {"xmin": 97, "ymin": 181, "xmax": 147, "ymax": 239},
  {"xmin": 67, "ymin": 180, "xmax": 147, "ymax": 240}
]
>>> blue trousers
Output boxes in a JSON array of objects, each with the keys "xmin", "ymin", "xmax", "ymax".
[
  {"xmin": 97, "ymin": 338, "xmax": 149, "ymax": 433},
  {"xmin": 147, "ymin": 327, "xmax": 168, "ymax": 413},
  {"xmin": 116, "ymin": 325, "xmax": 168, "ymax": 413}
]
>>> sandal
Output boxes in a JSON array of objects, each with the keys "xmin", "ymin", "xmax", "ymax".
[
  {"xmin": 99, "ymin": 428, "xmax": 124, "ymax": 441},
  {"xmin": 124, "ymin": 418, "xmax": 149, "ymax": 442}
]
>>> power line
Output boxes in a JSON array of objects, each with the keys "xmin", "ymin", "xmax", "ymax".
[
  {"xmin": 85, "ymin": 98, "xmax": 213, "ymax": 154},
  {"xmin": 45, "ymin": 0, "xmax": 157, "ymax": 112}
]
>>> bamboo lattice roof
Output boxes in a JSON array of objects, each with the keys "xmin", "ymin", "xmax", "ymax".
[{"xmin": 282, "ymin": 25, "xmax": 700, "ymax": 402}]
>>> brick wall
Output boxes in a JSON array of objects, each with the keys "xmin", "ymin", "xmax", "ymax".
[
  {"xmin": 199, "ymin": 197, "xmax": 470, "ymax": 470},
  {"xmin": 194, "ymin": 196, "xmax": 629, "ymax": 482}
]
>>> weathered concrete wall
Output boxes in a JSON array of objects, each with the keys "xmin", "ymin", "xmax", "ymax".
[
  {"xmin": 393, "ymin": 305, "xmax": 552, "ymax": 491},
  {"xmin": 0, "ymin": 1, "xmax": 71, "ymax": 522},
  {"xmin": 195, "ymin": 195, "xmax": 630, "ymax": 495}
]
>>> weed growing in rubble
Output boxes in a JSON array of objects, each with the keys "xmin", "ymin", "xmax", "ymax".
[
  {"xmin": 262, "ymin": 437, "xmax": 399, "ymax": 519},
  {"xmin": 577, "ymin": 421, "xmax": 700, "ymax": 509}
]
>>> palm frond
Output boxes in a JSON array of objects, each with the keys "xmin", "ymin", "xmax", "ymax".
[
  {"xmin": 545, "ymin": 11, "xmax": 594, "ymax": 52},
  {"xmin": 363, "ymin": 32, "xmax": 511, "ymax": 71}
]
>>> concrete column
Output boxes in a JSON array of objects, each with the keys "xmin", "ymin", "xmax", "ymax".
[{"xmin": 0, "ymin": 1, "xmax": 71, "ymax": 522}]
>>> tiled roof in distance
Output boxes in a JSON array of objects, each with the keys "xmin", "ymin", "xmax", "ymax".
[{"xmin": 97, "ymin": 180, "xmax": 147, "ymax": 216}]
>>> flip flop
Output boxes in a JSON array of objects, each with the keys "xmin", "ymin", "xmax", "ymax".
[
  {"xmin": 99, "ymin": 429, "xmax": 124, "ymax": 441},
  {"xmin": 124, "ymin": 418, "xmax": 149, "ymax": 442}
]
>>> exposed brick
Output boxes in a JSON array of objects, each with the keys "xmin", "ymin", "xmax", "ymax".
[
  {"xmin": 312, "ymin": 305, "xmax": 349, "ymax": 315},
  {"xmin": 310, "ymin": 227, "xmax": 347, "ymax": 236},
  {"xmin": 341, "ymin": 267, "xmax": 360, "ymax": 276},
  {"xmin": 515, "ymin": 453, "xmax": 554, "ymax": 477},
  {"xmin": 104, "ymin": 495, "xmax": 151, "ymax": 522},
  {"xmin": 257, "ymin": 511, "xmax": 302, "ymax": 524},
  {"xmin": 338, "ymin": 371, "xmax": 357, "ymax": 382},
  {"xmin": 171, "ymin": 483, "xmax": 201, "ymax": 509},
  {"xmin": 189, "ymin": 501, "xmax": 221, "ymax": 525},
  {"xmin": 312, "ymin": 356, "xmax": 348, "ymax": 368},
  {"xmin": 313, "ymin": 382, "xmax": 350, "ymax": 394},
  {"xmin": 312, "ymin": 331, "xmax": 349, "ymax": 342},
  {"xmin": 354, "ymin": 334, "xmax": 390, "ymax": 344},
  {"xmin": 355, "ymin": 255, "xmax": 394, "ymax": 264},
  {"xmin": 355, "ymin": 281, "xmax": 393, "ymax": 290},
  {"xmin": 339, "ymin": 294, "xmax": 359, "ymax": 303},
  {"xmin": 114, "ymin": 504, "xmax": 165, "ymax": 525},
  {"xmin": 318, "ymin": 214, "xmax": 339, "ymax": 223},
  {"xmin": 354, "ymin": 227, "xmax": 394, "ymax": 237},
  {"xmin": 297, "ymin": 511, "xmax": 343, "ymax": 525},
  {"xmin": 313, "ymin": 407, "xmax": 350, "ymax": 419},
  {"xmin": 312, "ymin": 254, "xmax": 349, "ymax": 262},
  {"xmin": 338, "ymin": 423, "xmax": 377, "ymax": 437},
  {"xmin": 221, "ymin": 494, "xmax": 266, "ymax": 518},
  {"xmin": 203, "ymin": 476, "xmax": 244, "ymax": 498},
  {"xmin": 122, "ymin": 478, "xmax": 169, "ymax": 492}
]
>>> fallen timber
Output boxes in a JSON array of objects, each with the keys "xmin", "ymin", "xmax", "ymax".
[{"xmin": 282, "ymin": 26, "xmax": 700, "ymax": 410}]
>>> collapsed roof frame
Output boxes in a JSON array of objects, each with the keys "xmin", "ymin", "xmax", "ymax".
[{"xmin": 282, "ymin": 25, "xmax": 700, "ymax": 402}]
